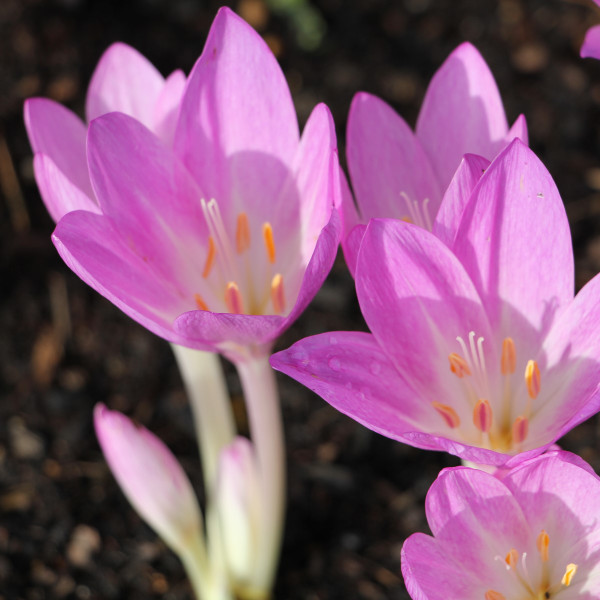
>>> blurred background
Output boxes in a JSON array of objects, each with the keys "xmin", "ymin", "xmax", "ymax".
[{"xmin": 2, "ymin": 0, "xmax": 600, "ymax": 598}]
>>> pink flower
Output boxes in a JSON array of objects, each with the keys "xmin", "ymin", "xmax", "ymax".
[
  {"xmin": 401, "ymin": 451, "xmax": 600, "ymax": 599},
  {"xmin": 581, "ymin": 1, "xmax": 600, "ymax": 59},
  {"xmin": 24, "ymin": 43, "xmax": 185, "ymax": 222},
  {"xmin": 27, "ymin": 8, "xmax": 340, "ymax": 355},
  {"xmin": 342, "ymin": 42, "xmax": 527, "ymax": 275},
  {"xmin": 271, "ymin": 140, "xmax": 600, "ymax": 466}
]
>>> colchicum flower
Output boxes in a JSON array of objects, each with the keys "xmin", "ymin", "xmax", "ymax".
[
  {"xmin": 342, "ymin": 42, "xmax": 527, "ymax": 274},
  {"xmin": 271, "ymin": 140, "xmax": 600, "ymax": 466},
  {"xmin": 401, "ymin": 451, "xmax": 600, "ymax": 599},
  {"xmin": 25, "ymin": 42, "xmax": 185, "ymax": 222}
]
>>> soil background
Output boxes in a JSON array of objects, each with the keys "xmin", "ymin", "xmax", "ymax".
[{"xmin": 2, "ymin": 0, "xmax": 600, "ymax": 598}]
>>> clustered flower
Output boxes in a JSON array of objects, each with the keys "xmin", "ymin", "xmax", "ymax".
[{"xmin": 24, "ymin": 4, "xmax": 600, "ymax": 600}]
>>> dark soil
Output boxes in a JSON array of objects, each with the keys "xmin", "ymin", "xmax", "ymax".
[{"xmin": 2, "ymin": 0, "xmax": 600, "ymax": 598}]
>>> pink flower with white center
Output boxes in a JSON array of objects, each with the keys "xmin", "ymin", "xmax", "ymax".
[
  {"xmin": 401, "ymin": 451, "xmax": 600, "ymax": 599},
  {"xmin": 271, "ymin": 139, "xmax": 600, "ymax": 466},
  {"xmin": 30, "ymin": 8, "xmax": 340, "ymax": 356},
  {"xmin": 24, "ymin": 42, "xmax": 185, "ymax": 222},
  {"xmin": 341, "ymin": 42, "xmax": 527, "ymax": 275}
]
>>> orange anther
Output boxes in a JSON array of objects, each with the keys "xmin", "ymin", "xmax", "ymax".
[
  {"xmin": 202, "ymin": 236, "xmax": 216, "ymax": 278},
  {"xmin": 537, "ymin": 530, "xmax": 549, "ymax": 562},
  {"xmin": 525, "ymin": 360, "xmax": 541, "ymax": 399},
  {"xmin": 263, "ymin": 222, "xmax": 276, "ymax": 264},
  {"xmin": 236, "ymin": 212, "xmax": 251, "ymax": 254},
  {"xmin": 561, "ymin": 563, "xmax": 578, "ymax": 587},
  {"xmin": 224, "ymin": 281, "xmax": 244, "ymax": 314},
  {"xmin": 448, "ymin": 353, "xmax": 471, "ymax": 378},
  {"xmin": 512, "ymin": 416, "xmax": 529, "ymax": 445},
  {"xmin": 501, "ymin": 337, "xmax": 516, "ymax": 375},
  {"xmin": 401, "ymin": 215, "xmax": 413, "ymax": 223},
  {"xmin": 432, "ymin": 402, "xmax": 461, "ymax": 429},
  {"xmin": 485, "ymin": 591, "xmax": 507, "ymax": 600},
  {"xmin": 271, "ymin": 273, "xmax": 285, "ymax": 314},
  {"xmin": 194, "ymin": 294, "xmax": 209, "ymax": 311},
  {"xmin": 505, "ymin": 549, "xmax": 518, "ymax": 569},
  {"xmin": 473, "ymin": 399, "xmax": 493, "ymax": 433}
]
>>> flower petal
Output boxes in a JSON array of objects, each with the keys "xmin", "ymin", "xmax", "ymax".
[
  {"xmin": 24, "ymin": 98, "xmax": 93, "ymax": 198},
  {"xmin": 506, "ymin": 113, "xmax": 528, "ymax": 146},
  {"xmin": 581, "ymin": 24, "xmax": 600, "ymax": 59},
  {"xmin": 85, "ymin": 42, "xmax": 165, "ymax": 129},
  {"xmin": 432, "ymin": 153, "xmax": 490, "ymax": 247},
  {"xmin": 174, "ymin": 7, "xmax": 299, "ymax": 217},
  {"xmin": 346, "ymin": 92, "xmax": 441, "ymax": 224},
  {"xmin": 416, "ymin": 42, "xmax": 509, "ymax": 187},
  {"xmin": 452, "ymin": 139, "xmax": 574, "ymax": 344},
  {"xmin": 153, "ymin": 69, "xmax": 186, "ymax": 147},
  {"xmin": 94, "ymin": 403, "xmax": 203, "ymax": 553},
  {"xmin": 33, "ymin": 154, "xmax": 99, "ymax": 222}
]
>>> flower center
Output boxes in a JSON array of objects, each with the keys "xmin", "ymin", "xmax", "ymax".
[
  {"xmin": 485, "ymin": 530, "xmax": 578, "ymax": 600},
  {"xmin": 430, "ymin": 332, "xmax": 542, "ymax": 452},
  {"xmin": 193, "ymin": 199, "xmax": 286, "ymax": 316},
  {"xmin": 399, "ymin": 192, "xmax": 433, "ymax": 230}
]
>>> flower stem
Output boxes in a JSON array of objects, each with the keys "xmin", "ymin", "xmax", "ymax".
[{"xmin": 235, "ymin": 352, "xmax": 285, "ymax": 596}]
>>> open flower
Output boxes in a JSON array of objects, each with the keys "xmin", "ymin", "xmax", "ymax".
[
  {"xmin": 271, "ymin": 140, "xmax": 600, "ymax": 466},
  {"xmin": 342, "ymin": 42, "xmax": 527, "ymax": 274},
  {"xmin": 401, "ymin": 451, "xmax": 600, "ymax": 599},
  {"xmin": 37, "ymin": 8, "xmax": 339, "ymax": 356},
  {"xmin": 24, "ymin": 43, "xmax": 185, "ymax": 222}
]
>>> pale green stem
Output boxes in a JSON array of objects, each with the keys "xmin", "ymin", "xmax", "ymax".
[
  {"xmin": 235, "ymin": 352, "xmax": 285, "ymax": 596},
  {"xmin": 171, "ymin": 344, "xmax": 236, "ymax": 495}
]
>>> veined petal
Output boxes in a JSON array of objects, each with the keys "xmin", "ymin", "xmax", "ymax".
[
  {"xmin": 356, "ymin": 218, "xmax": 493, "ymax": 402},
  {"xmin": 432, "ymin": 153, "xmax": 490, "ymax": 247},
  {"xmin": 581, "ymin": 24, "xmax": 600, "ymax": 59},
  {"xmin": 174, "ymin": 7, "xmax": 299, "ymax": 218},
  {"xmin": 94, "ymin": 404, "xmax": 203, "ymax": 554},
  {"xmin": 33, "ymin": 154, "xmax": 99, "ymax": 222},
  {"xmin": 452, "ymin": 139, "xmax": 574, "ymax": 343},
  {"xmin": 347, "ymin": 92, "xmax": 442, "ymax": 224},
  {"xmin": 416, "ymin": 42, "xmax": 509, "ymax": 187},
  {"xmin": 24, "ymin": 98, "xmax": 93, "ymax": 199},
  {"xmin": 86, "ymin": 42, "xmax": 165, "ymax": 129},
  {"xmin": 153, "ymin": 69, "xmax": 186, "ymax": 147}
]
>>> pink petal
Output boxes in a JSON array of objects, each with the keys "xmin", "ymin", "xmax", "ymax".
[
  {"xmin": 33, "ymin": 154, "xmax": 99, "ymax": 222},
  {"xmin": 581, "ymin": 25, "xmax": 600, "ymax": 59},
  {"xmin": 339, "ymin": 169, "xmax": 362, "ymax": 277},
  {"xmin": 86, "ymin": 42, "xmax": 165, "ymax": 129},
  {"xmin": 432, "ymin": 153, "xmax": 490, "ymax": 247},
  {"xmin": 452, "ymin": 139, "xmax": 574, "ymax": 348},
  {"xmin": 346, "ymin": 92, "xmax": 442, "ymax": 224},
  {"xmin": 416, "ymin": 42, "xmax": 509, "ymax": 187},
  {"xmin": 24, "ymin": 98, "xmax": 93, "ymax": 199},
  {"xmin": 174, "ymin": 7, "xmax": 299, "ymax": 220},
  {"xmin": 94, "ymin": 403, "xmax": 203, "ymax": 552},
  {"xmin": 506, "ymin": 113, "xmax": 528, "ymax": 146},
  {"xmin": 153, "ymin": 69, "xmax": 186, "ymax": 147}
]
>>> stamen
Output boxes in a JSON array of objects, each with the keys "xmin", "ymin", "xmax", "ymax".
[
  {"xmin": 536, "ymin": 530, "xmax": 549, "ymax": 562},
  {"xmin": 525, "ymin": 360, "xmax": 541, "ymax": 399},
  {"xmin": 224, "ymin": 281, "xmax": 244, "ymax": 314},
  {"xmin": 432, "ymin": 402, "xmax": 460, "ymax": 428},
  {"xmin": 202, "ymin": 236, "xmax": 216, "ymax": 278},
  {"xmin": 505, "ymin": 548, "xmax": 519, "ymax": 569},
  {"xmin": 561, "ymin": 563, "xmax": 578, "ymax": 586},
  {"xmin": 501, "ymin": 337, "xmax": 516, "ymax": 375},
  {"xmin": 401, "ymin": 215, "xmax": 413, "ymax": 223},
  {"xmin": 448, "ymin": 353, "xmax": 471, "ymax": 378},
  {"xmin": 512, "ymin": 416, "xmax": 529, "ymax": 444},
  {"xmin": 194, "ymin": 294, "xmax": 209, "ymax": 311},
  {"xmin": 236, "ymin": 212, "xmax": 251, "ymax": 254},
  {"xmin": 271, "ymin": 273, "xmax": 285, "ymax": 314},
  {"xmin": 473, "ymin": 399, "xmax": 493, "ymax": 433},
  {"xmin": 263, "ymin": 222, "xmax": 276, "ymax": 263},
  {"xmin": 485, "ymin": 591, "xmax": 506, "ymax": 600}
]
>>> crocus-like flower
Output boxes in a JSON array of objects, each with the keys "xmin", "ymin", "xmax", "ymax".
[
  {"xmin": 342, "ymin": 42, "xmax": 527, "ymax": 274},
  {"xmin": 271, "ymin": 139, "xmax": 600, "ymax": 466},
  {"xmin": 24, "ymin": 43, "xmax": 185, "ymax": 222},
  {"xmin": 581, "ymin": 1, "xmax": 600, "ymax": 59},
  {"xmin": 37, "ymin": 8, "xmax": 339, "ymax": 357},
  {"xmin": 401, "ymin": 451, "xmax": 600, "ymax": 599}
]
